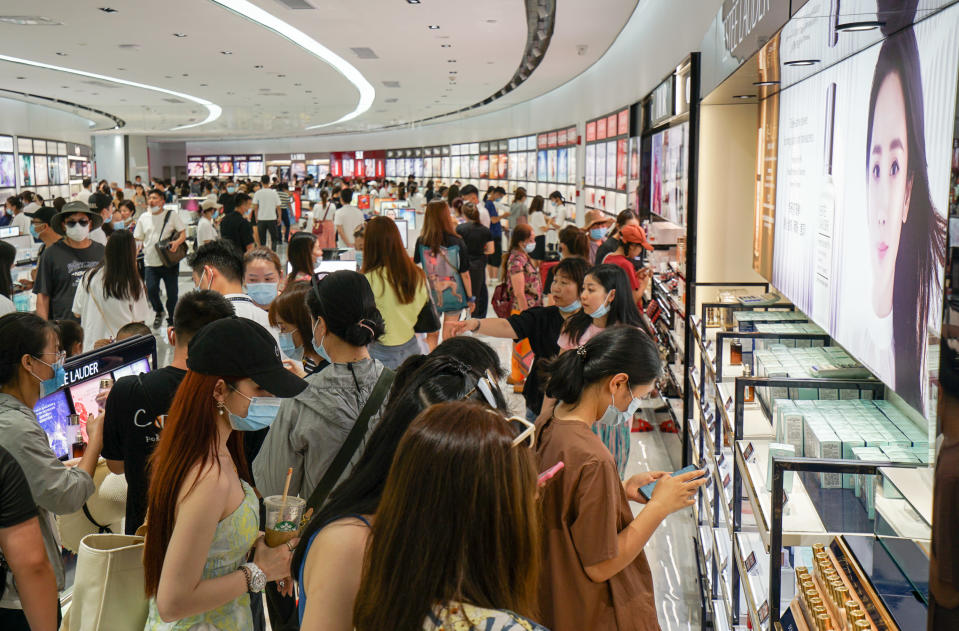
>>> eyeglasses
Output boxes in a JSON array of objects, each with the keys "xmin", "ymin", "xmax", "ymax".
[
  {"xmin": 506, "ymin": 415, "xmax": 535, "ymax": 449},
  {"xmin": 461, "ymin": 369, "xmax": 504, "ymax": 409},
  {"xmin": 34, "ymin": 350, "xmax": 66, "ymax": 365},
  {"xmin": 65, "ymin": 219, "xmax": 90, "ymax": 228}
]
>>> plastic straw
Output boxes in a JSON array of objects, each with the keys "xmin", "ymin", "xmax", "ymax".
[{"xmin": 280, "ymin": 467, "xmax": 293, "ymax": 512}]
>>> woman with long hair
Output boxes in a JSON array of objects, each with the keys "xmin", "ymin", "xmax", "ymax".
[
  {"xmin": 0, "ymin": 240, "xmax": 15, "ymax": 315},
  {"xmin": 861, "ymin": 17, "xmax": 946, "ymax": 412},
  {"xmin": 527, "ymin": 195, "xmax": 550, "ymax": 264},
  {"xmin": 269, "ymin": 281, "xmax": 325, "ymax": 376},
  {"xmin": 293, "ymin": 357, "xmax": 508, "ymax": 630},
  {"xmin": 510, "ymin": 187, "xmax": 529, "ymax": 225},
  {"xmin": 537, "ymin": 327, "xmax": 706, "ymax": 631},
  {"xmin": 71, "ymin": 229, "xmax": 150, "ymax": 351},
  {"xmin": 501, "ymin": 224, "xmax": 542, "ymax": 388},
  {"xmin": 311, "ymin": 189, "xmax": 336, "ymax": 250},
  {"xmin": 413, "ymin": 200, "xmax": 472, "ymax": 350},
  {"xmin": 133, "ymin": 183, "xmax": 147, "ymax": 217},
  {"xmin": 553, "ymin": 264, "xmax": 645, "ymax": 475},
  {"xmin": 455, "ymin": 201, "xmax": 494, "ymax": 319},
  {"xmin": 362, "ymin": 216, "xmax": 429, "ymax": 369},
  {"xmin": 446, "ymin": 184, "xmax": 460, "ymax": 209},
  {"xmin": 143, "ymin": 318, "xmax": 307, "ymax": 629},
  {"xmin": 353, "ymin": 401, "xmax": 546, "ymax": 631},
  {"xmin": 286, "ymin": 231, "xmax": 320, "ymax": 285}
]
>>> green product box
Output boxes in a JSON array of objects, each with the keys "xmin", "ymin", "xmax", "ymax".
[
  {"xmin": 804, "ymin": 421, "xmax": 842, "ymax": 488},
  {"xmin": 767, "ymin": 442, "xmax": 796, "ymax": 492}
]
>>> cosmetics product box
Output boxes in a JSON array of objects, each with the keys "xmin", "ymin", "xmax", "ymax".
[
  {"xmin": 767, "ymin": 442, "xmax": 796, "ymax": 492},
  {"xmin": 804, "ymin": 421, "xmax": 842, "ymax": 488}
]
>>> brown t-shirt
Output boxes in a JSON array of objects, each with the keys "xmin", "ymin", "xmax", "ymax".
[{"xmin": 535, "ymin": 416, "xmax": 660, "ymax": 631}]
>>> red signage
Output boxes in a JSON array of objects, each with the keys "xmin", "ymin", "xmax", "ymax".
[
  {"xmin": 586, "ymin": 122, "xmax": 596, "ymax": 143},
  {"xmin": 567, "ymin": 127, "xmax": 577, "ymax": 143},
  {"xmin": 329, "ymin": 154, "xmax": 342, "ymax": 177},
  {"xmin": 596, "ymin": 117, "xmax": 607, "ymax": 140},
  {"xmin": 558, "ymin": 129, "xmax": 568, "ymax": 146},
  {"xmin": 376, "ymin": 159, "xmax": 385, "ymax": 179},
  {"xmin": 606, "ymin": 114, "xmax": 618, "ymax": 137},
  {"xmin": 547, "ymin": 132, "xmax": 558, "ymax": 148},
  {"xmin": 618, "ymin": 109, "xmax": 630, "ymax": 137},
  {"xmin": 537, "ymin": 134, "xmax": 548, "ymax": 149},
  {"xmin": 354, "ymin": 159, "xmax": 365, "ymax": 178},
  {"xmin": 616, "ymin": 139, "xmax": 628, "ymax": 190}
]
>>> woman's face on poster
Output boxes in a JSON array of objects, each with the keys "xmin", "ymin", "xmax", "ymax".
[{"xmin": 867, "ymin": 72, "xmax": 913, "ymax": 318}]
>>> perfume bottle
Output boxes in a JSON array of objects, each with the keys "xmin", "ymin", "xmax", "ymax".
[
  {"xmin": 730, "ymin": 339, "xmax": 743, "ymax": 365},
  {"xmin": 742, "ymin": 363, "xmax": 755, "ymax": 403},
  {"xmin": 69, "ymin": 414, "xmax": 85, "ymax": 458}
]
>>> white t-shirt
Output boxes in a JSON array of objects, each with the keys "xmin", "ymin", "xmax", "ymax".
[
  {"xmin": 253, "ymin": 188, "xmax": 282, "ymax": 221},
  {"xmin": 478, "ymin": 204, "xmax": 491, "ymax": 228},
  {"xmin": 72, "ymin": 269, "xmax": 151, "ymax": 351},
  {"xmin": 312, "ymin": 201, "xmax": 336, "ymax": 225},
  {"xmin": 529, "ymin": 211, "xmax": 547, "ymax": 235},
  {"xmin": 0, "ymin": 294, "xmax": 15, "ymax": 317},
  {"xmin": 224, "ymin": 294, "xmax": 281, "ymax": 344},
  {"xmin": 11, "ymin": 212, "xmax": 31, "ymax": 237},
  {"xmin": 196, "ymin": 216, "xmax": 217, "ymax": 246},
  {"xmin": 89, "ymin": 227, "xmax": 107, "ymax": 246},
  {"xmin": 409, "ymin": 193, "xmax": 427, "ymax": 212},
  {"xmin": 333, "ymin": 205, "xmax": 365, "ymax": 247},
  {"xmin": 75, "ymin": 189, "xmax": 92, "ymax": 206},
  {"xmin": 134, "ymin": 209, "xmax": 186, "ymax": 268}
]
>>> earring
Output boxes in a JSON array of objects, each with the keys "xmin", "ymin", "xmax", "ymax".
[{"xmin": 216, "ymin": 400, "xmax": 225, "ymax": 415}]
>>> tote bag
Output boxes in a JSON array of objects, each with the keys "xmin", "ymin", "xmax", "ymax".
[{"xmin": 61, "ymin": 533, "xmax": 148, "ymax": 631}]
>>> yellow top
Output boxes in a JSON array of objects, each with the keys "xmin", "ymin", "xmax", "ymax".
[{"xmin": 365, "ymin": 267, "xmax": 429, "ymax": 346}]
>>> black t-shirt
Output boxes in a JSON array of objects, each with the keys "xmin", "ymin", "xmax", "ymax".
[
  {"xmin": 101, "ymin": 366, "xmax": 187, "ymax": 534},
  {"xmin": 0, "ymin": 445, "xmax": 37, "ymax": 529},
  {"xmin": 456, "ymin": 222, "xmax": 493, "ymax": 268},
  {"xmin": 218, "ymin": 193, "xmax": 237, "ymax": 215},
  {"xmin": 33, "ymin": 239, "xmax": 105, "ymax": 321},
  {"xmin": 508, "ymin": 306, "xmax": 564, "ymax": 415},
  {"xmin": 594, "ymin": 236, "xmax": 621, "ymax": 267},
  {"xmin": 219, "ymin": 211, "xmax": 254, "ymax": 253}
]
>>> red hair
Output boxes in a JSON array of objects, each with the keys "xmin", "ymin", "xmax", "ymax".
[{"xmin": 143, "ymin": 371, "xmax": 249, "ymax": 597}]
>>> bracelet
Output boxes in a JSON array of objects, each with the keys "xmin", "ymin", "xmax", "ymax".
[{"xmin": 472, "ymin": 320, "xmax": 481, "ymax": 333}]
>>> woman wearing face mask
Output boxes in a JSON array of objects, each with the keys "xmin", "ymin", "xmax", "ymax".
[
  {"xmin": 311, "ymin": 189, "xmax": 337, "ymax": 251},
  {"xmin": 536, "ymin": 326, "xmax": 706, "ymax": 631},
  {"xmin": 71, "ymin": 229, "xmax": 150, "ymax": 352},
  {"xmin": 501, "ymin": 224, "xmax": 541, "ymax": 388},
  {"xmin": 450, "ymin": 257, "xmax": 589, "ymax": 420},
  {"xmin": 286, "ymin": 232, "xmax": 320, "ymax": 286},
  {"xmin": 2, "ymin": 196, "xmax": 20, "ymax": 228},
  {"xmin": 584, "ymin": 210, "xmax": 615, "ymax": 265},
  {"xmin": 269, "ymin": 282, "xmax": 325, "ymax": 376},
  {"xmin": 362, "ymin": 217, "xmax": 429, "ymax": 370},
  {"xmin": 116, "ymin": 200, "xmax": 137, "ymax": 231},
  {"xmin": 0, "ymin": 314, "xmax": 102, "ymax": 626},
  {"xmin": 243, "ymin": 247, "xmax": 283, "ymax": 310},
  {"xmin": 552, "ymin": 264, "xmax": 645, "ymax": 475},
  {"xmin": 253, "ymin": 271, "xmax": 389, "ymax": 506},
  {"xmin": 196, "ymin": 204, "xmax": 218, "ymax": 247},
  {"xmin": 0, "ymin": 241, "xmax": 16, "ymax": 316},
  {"xmin": 143, "ymin": 318, "xmax": 307, "ymax": 629},
  {"xmin": 596, "ymin": 210, "xmax": 640, "ymax": 270}
]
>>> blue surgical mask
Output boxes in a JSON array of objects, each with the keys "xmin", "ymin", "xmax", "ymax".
[
  {"xmin": 590, "ymin": 227, "xmax": 608, "ymax": 241},
  {"xmin": 557, "ymin": 299, "xmax": 581, "ymax": 313},
  {"xmin": 524, "ymin": 242, "xmax": 536, "ymax": 253},
  {"xmin": 227, "ymin": 186, "xmax": 236, "ymax": 194},
  {"xmin": 312, "ymin": 328, "xmax": 331, "ymax": 363},
  {"xmin": 29, "ymin": 224, "xmax": 39, "ymax": 239},
  {"xmin": 279, "ymin": 331, "xmax": 304, "ymax": 361},
  {"xmin": 245, "ymin": 282, "xmax": 278, "ymax": 306},
  {"xmin": 588, "ymin": 293, "xmax": 611, "ymax": 319},
  {"xmin": 31, "ymin": 356, "xmax": 66, "ymax": 398},
  {"xmin": 597, "ymin": 383, "xmax": 641, "ymax": 427},
  {"xmin": 355, "ymin": 252, "xmax": 364, "ymax": 270},
  {"xmin": 225, "ymin": 389, "xmax": 282, "ymax": 432},
  {"xmin": 113, "ymin": 220, "xmax": 125, "ymax": 230}
]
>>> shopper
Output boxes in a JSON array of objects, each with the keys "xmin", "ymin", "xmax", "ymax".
[
  {"xmin": 584, "ymin": 210, "xmax": 615, "ymax": 264},
  {"xmin": 509, "ymin": 187, "xmax": 529, "ymax": 225},
  {"xmin": 196, "ymin": 203, "xmax": 218, "ymax": 247},
  {"xmin": 502, "ymin": 224, "xmax": 542, "ymax": 387},
  {"xmin": 142, "ymin": 318, "xmax": 308, "ymax": 629},
  {"xmin": 451, "ymin": 257, "xmax": 589, "ymax": 419},
  {"xmin": 0, "ymin": 446, "xmax": 58, "ymax": 631},
  {"xmin": 293, "ymin": 358, "xmax": 507, "ymax": 630},
  {"xmin": 354, "ymin": 401, "xmax": 545, "ymax": 631},
  {"xmin": 543, "ymin": 225, "xmax": 590, "ymax": 297},
  {"xmin": 189, "ymin": 239, "xmax": 279, "ymax": 342},
  {"xmin": 75, "ymin": 178, "xmax": 93, "ymax": 207},
  {"xmin": 33, "ymin": 201, "xmax": 106, "ymax": 321},
  {"xmin": 548, "ymin": 191, "xmax": 570, "ymax": 228},
  {"xmin": 286, "ymin": 231, "xmax": 320, "ymax": 285},
  {"xmin": 362, "ymin": 216, "xmax": 429, "ymax": 369},
  {"xmin": 87, "ymin": 191, "xmax": 114, "ymax": 246},
  {"xmin": 455, "ymin": 201, "xmax": 494, "ymax": 319},
  {"xmin": 414, "ymin": 200, "xmax": 473, "ymax": 349},
  {"xmin": 460, "ymin": 184, "xmax": 491, "ymax": 227},
  {"xmin": 220, "ymin": 192, "xmax": 256, "ymax": 254},
  {"xmin": 311, "ymin": 189, "xmax": 337, "ymax": 250},
  {"xmin": 117, "ymin": 200, "xmax": 137, "ymax": 231},
  {"xmin": 102, "ymin": 290, "xmax": 234, "ymax": 534},
  {"xmin": 243, "ymin": 247, "xmax": 283, "ymax": 310},
  {"xmin": 602, "ymin": 224, "xmax": 654, "ymax": 304},
  {"xmin": 528, "ymin": 195, "xmax": 551, "ymax": 264},
  {"xmin": 334, "ymin": 189, "xmax": 364, "ymax": 249},
  {"xmin": 133, "ymin": 184, "xmax": 148, "ymax": 217},
  {"xmin": 70, "ymin": 229, "xmax": 150, "ymax": 351},
  {"xmin": 0, "ymin": 313, "xmax": 101, "ymax": 625},
  {"xmin": 596, "ymin": 209, "xmax": 639, "ymax": 267},
  {"xmin": 536, "ymin": 326, "xmax": 706, "ymax": 631},
  {"xmin": 254, "ymin": 271, "xmax": 389, "ymax": 501},
  {"xmin": 277, "ymin": 182, "xmax": 293, "ymax": 243},
  {"xmin": 55, "ymin": 320, "xmax": 83, "ymax": 357},
  {"xmin": 269, "ymin": 282, "xmax": 326, "ymax": 376},
  {"xmin": 8, "ymin": 195, "xmax": 31, "ymax": 238},
  {"xmin": 26, "ymin": 206, "xmax": 61, "ymax": 258},
  {"xmin": 134, "ymin": 190, "xmax": 187, "ymax": 329},
  {"xmin": 252, "ymin": 175, "xmax": 282, "ymax": 251}
]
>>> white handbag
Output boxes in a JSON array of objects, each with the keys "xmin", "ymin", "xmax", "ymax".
[{"xmin": 60, "ymin": 533, "xmax": 149, "ymax": 631}]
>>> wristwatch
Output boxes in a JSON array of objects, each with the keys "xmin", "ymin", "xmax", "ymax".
[
  {"xmin": 240, "ymin": 562, "xmax": 267, "ymax": 593},
  {"xmin": 468, "ymin": 296, "xmax": 477, "ymax": 303}
]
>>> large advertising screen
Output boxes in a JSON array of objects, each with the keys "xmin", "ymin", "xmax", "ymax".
[
  {"xmin": 771, "ymin": 3, "xmax": 959, "ymax": 417},
  {"xmin": 649, "ymin": 122, "xmax": 689, "ymax": 225}
]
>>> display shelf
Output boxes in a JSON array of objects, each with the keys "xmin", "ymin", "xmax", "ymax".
[
  {"xmin": 715, "ymin": 382, "xmax": 772, "ymax": 439},
  {"xmin": 732, "ymin": 533, "xmax": 764, "ymax": 630},
  {"xmin": 735, "ymin": 440, "xmax": 830, "ymax": 549},
  {"xmin": 712, "ymin": 600, "xmax": 730, "ymax": 631},
  {"xmin": 664, "ymin": 396, "xmax": 684, "ymax": 428},
  {"xmin": 875, "ymin": 467, "xmax": 933, "ymax": 543},
  {"xmin": 878, "ymin": 466, "xmax": 932, "ymax": 527},
  {"xmin": 666, "ymin": 363, "xmax": 684, "ymax": 394}
]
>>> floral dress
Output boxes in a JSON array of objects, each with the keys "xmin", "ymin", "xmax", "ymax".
[
  {"xmin": 425, "ymin": 602, "xmax": 550, "ymax": 631},
  {"xmin": 144, "ymin": 481, "xmax": 258, "ymax": 631}
]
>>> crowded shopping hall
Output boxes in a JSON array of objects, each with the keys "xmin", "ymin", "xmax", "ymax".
[{"xmin": 0, "ymin": 0, "xmax": 957, "ymax": 630}]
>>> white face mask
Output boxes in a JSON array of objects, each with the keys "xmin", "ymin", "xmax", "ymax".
[{"xmin": 65, "ymin": 223, "xmax": 90, "ymax": 242}]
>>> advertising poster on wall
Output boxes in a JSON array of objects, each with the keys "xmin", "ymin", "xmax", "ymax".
[
  {"xmin": 616, "ymin": 139, "xmax": 628, "ymax": 190},
  {"xmin": 557, "ymin": 148, "xmax": 568, "ymax": 183},
  {"xmin": 585, "ymin": 144, "xmax": 596, "ymax": 186},
  {"xmin": 771, "ymin": 2, "xmax": 959, "ymax": 417},
  {"xmin": 605, "ymin": 141, "xmax": 617, "ymax": 191},
  {"xmin": 527, "ymin": 151, "xmax": 537, "ymax": 180},
  {"xmin": 0, "ymin": 154, "xmax": 14, "ymax": 187},
  {"xmin": 596, "ymin": 145, "xmax": 607, "ymax": 188},
  {"xmin": 537, "ymin": 150, "xmax": 548, "ymax": 181},
  {"xmin": 34, "ymin": 155, "xmax": 48, "ymax": 186},
  {"xmin": 649, "ymin": 123, "xmax": 689, "ymax": 225},
  {"xmin": 19, "ymin": 155, "xmax": 33, "ymax": 187},
  {"xmin": 567, "ymin": 147, "xmax": 576, "ymax": 185}
]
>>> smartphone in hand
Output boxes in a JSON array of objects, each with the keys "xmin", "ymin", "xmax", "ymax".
[{"xmin": 638, "ymin": 465, "xmax": 706, "ymax": 502}]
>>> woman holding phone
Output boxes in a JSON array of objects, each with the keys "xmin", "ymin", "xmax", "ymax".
[{"xmin": 536, "ymin": 326, "xmax": 706, "ymax": 631}]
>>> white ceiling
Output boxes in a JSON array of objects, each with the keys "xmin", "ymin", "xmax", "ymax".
[{"xmin": 0, "ymin": 0, "xmax": 639, "ymax": 139}]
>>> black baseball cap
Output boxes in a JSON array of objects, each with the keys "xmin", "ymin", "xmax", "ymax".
[
  {"xmin": 187, "ymin": 317, "xmax": 308, "ymax": 398},
  {"xmin": 25, "ymin": 205, "xmax": 57, "ymax": 225}
]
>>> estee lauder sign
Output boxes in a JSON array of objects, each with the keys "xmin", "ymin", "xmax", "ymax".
[{"xmin": 722, "ymin": 0, "xmax": 784, "ymax": 59}]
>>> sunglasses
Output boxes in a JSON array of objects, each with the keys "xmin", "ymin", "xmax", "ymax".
[
  {"xmin": 65, "ymin": 219, "xmax": 90, "ymax": 228},
  {"xmin": 461, "ymin": 370, "xmax": 534, "ymax": 448}
]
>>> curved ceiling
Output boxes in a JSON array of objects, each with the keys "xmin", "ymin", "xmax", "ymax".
[{"xmin": 0, "ymin": 0, "xmax": 638, "ymax": 139}]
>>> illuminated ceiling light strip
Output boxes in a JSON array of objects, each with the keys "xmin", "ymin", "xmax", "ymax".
[
  {"xmin": 0, "ymin": 53, "xmax": 221, "ymax": 131},
  {"xmin": 209, "ymin": 0, "xmax": 374, "ymax": 130}
]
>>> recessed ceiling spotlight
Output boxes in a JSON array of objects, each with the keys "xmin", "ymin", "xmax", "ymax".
[
  {"xmin": 836, "ymin": 20, "xmax": 884, "ymax": 32},
  {"xmin": 486, "ymin": 60, "xmax": 494, "ymax": 64},
  {"xmin": 486, "ymin": 19, "xmax": 497, "ymax": 23},
  {"xmin": 221, "ymin": 50, "xmax": 232, "ymax": 55},
  {"xmin": 182, "ymin": 73, "xmax": 189, "ymax": 77},
  {"xmin": 407, "ymin": 0, "xmax": 420, "ymax": 3},
  {"xmin": 15, "ymin": 76, "xmax": 25, "ymax": 79},
  {"xmin": 428, "ymin": 24, "xmax": 440, "ymax": 29},
  {"xmin": 173, "ymin": 33, "xmax": 187, "ymax": 38},
  {"xmin": 99, "ymin": 7, "xmax": 118, "ymax": 13},
  {"xmin": 752, "ymin": 80, "xmax": 780, "ymax": 86},
  {"xmin": 277, "ymin": 74, "xmax": 286, "ymax": 77},
  {"xmin": 784, "ymin": 59, "xmax": 819, "ymax": 67},
  {"xmin": 200, "ymin": 83, "xmax": 207, "ymax": 86},
  {"xmin": 55, "ymin": 51, "xmax": 67, "ymax": 56},
  {"xmin": 254, "ymin": 65, "xmax": 263, "ymax": 69},
  {"xmin": 733, "ymin": 94, "xmax": 756, "ymax": 99},
  {"xmin": 440, "ymin": 43, "xmax": 451, "ymax": 48},
  {"xmin": 447, "ymin": 59, "xmax": 456, "ymax": 63},
  {"xmin": 293, "ymin": 82, "xmax": 301, "ymax": 86}
]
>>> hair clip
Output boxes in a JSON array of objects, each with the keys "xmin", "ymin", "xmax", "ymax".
[
  {"xmin": 357, "ymin": 320, "xmax": 375, "ymax": 335},
  {"xmin": 576, "ymin": 345, "xmax": 587, "ymax": 359}
]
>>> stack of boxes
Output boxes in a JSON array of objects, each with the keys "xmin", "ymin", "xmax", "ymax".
[
  {"xmin": 754, "ymin": 346, "xmax": 872, "ymax": 407},
  {"xmin": 733, "ymin": 310, "xmax": 809, "ymax": 332},
  {"xmin": 753, "ymin": 322, "xmax": 827, "ymax": 351}
]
